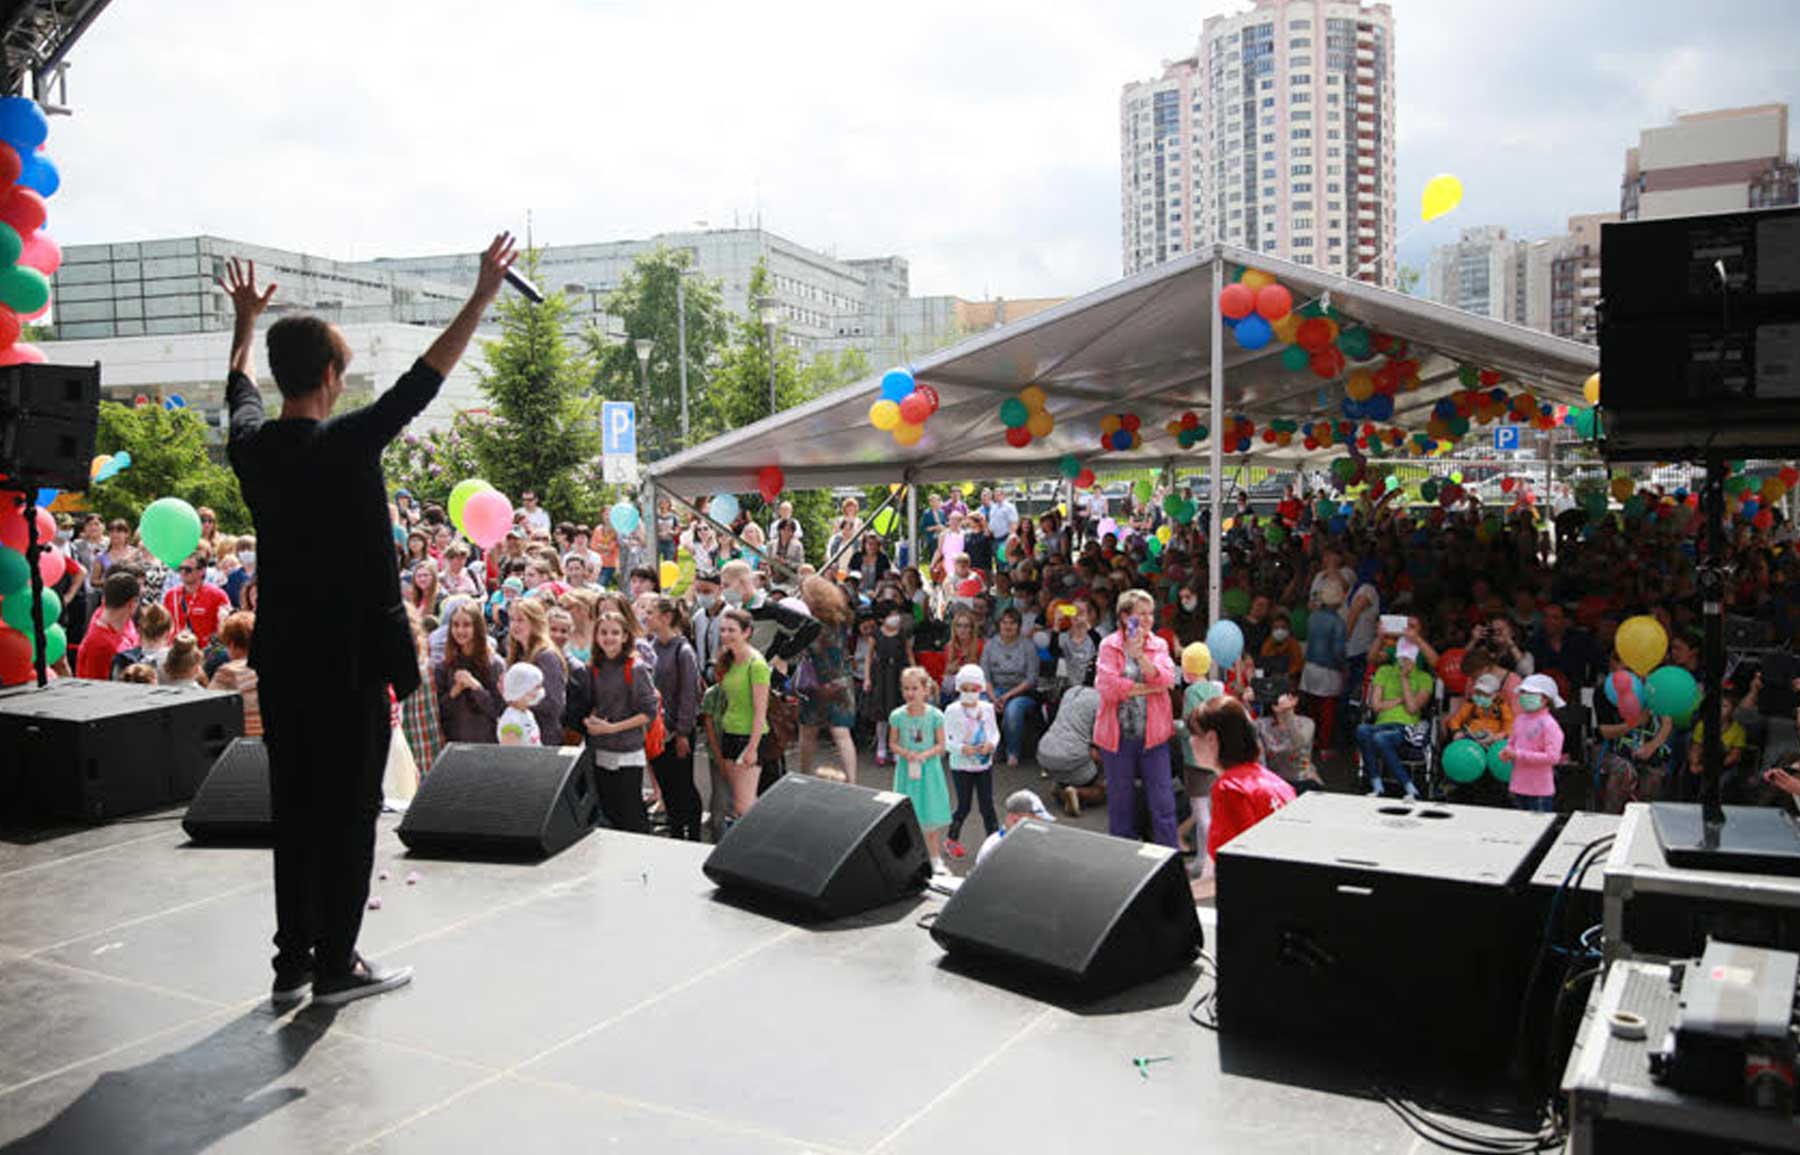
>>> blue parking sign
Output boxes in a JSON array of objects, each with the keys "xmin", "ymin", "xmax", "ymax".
[
  {"xmin": 602, "ymin": 401, "xmax": 637, "ymax": 456},
  {"xmin": 1493, "ymin": 425, "xmax": 1521, "ymax": 452}
]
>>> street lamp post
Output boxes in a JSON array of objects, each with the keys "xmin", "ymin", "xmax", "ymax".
[
  {"xmin": 757, "ymin": 295, "xmax": 781, "ymax": 418},
  {"xmin": 675, "ymin": 272, "xmax": 690, "ymax": 446},
  {"xmin": 633, "ymin": 337, "xmax": 655, "ymax": 390}
]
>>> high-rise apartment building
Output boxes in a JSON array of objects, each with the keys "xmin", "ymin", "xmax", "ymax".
[
  {"xmin": 1426, "ymin": 226, "xmax": 1515, "ymax": 320},
  {"xmin": 1121, "ymin": 0, "xmax": 1397, "ymax": 285},
  {"xmin": 1548, "ymin": 212, "xmax": 1611, "ymax": 344},
  {"xmin": 1622, "ymin": 104, "xmax": 1797, "ymax": 220}
]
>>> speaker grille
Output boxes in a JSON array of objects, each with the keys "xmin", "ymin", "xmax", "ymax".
[
  {"xmin": 182, "ymin": 737, "xmax": 272, "ymax": 841},
  {"xmin": 398, "ymin": 743, "xmax": 595, "ymax": 859}
]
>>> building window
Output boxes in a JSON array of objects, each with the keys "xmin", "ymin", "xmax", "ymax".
[
  {"xmin": 1293, "ymin": 74, "xmax": 1311, "ymax": 86},
  {"xmin": 1293, "ymin": 236, "xmax": 1314, "ymax": 247},
  {"xmin": 1294, "ymin": 201, "xmax": 1313, "ymax": 211},
  {"xmin": 1327, "ymin": 146, "xmax": 1340, "ymax": 157},
  {"xmin": 1262, "ymin": 150, "xmax": 1275, "ymax": 161},
  {"xmin": 1327, "ymin": 183, "xmax": 1340, "ymax": 193},
  {"xmin": 1293, "ymin": 128, "xmax": 1312, "ymax": 139},
  {"xmin": 1328, "ymin": 237, "xmax": 1343, "ymax": 248},
  {"xmin": 1289, "ymin": 18, "xmax": 1309, "ymax": 28},
  {"xmin": 1294, "ymin": 111, "xmax": 1312, "ymax": 121},
  {"xmin": 1296, "ymin": 254, "xmax": 1314, "ymax": 265},
  {"xmin": 1291, "ymin": 92, "xmax": 1310, "ymax": 103},
  {"xmin": 1292, "ymin": 164, "xmax": 1313, "ymax": 175},
  {"xmin": 1328, "ymin": 129, "xmax": 1340, "ymax": 139},
  {"xmin": 1293, "ymin": 146, "xmax": 1312, "ymax": 157},
  {"xmin": 1293, "ymin": 182, "xmax": 1312, "ymax": 193},
  {"xmin": 1290, "ymin": 37, "xmax": 1312, "ymax": 48},
  {"xmin": 1261, "ymin": 97, "xmax": 1275, "ymax": 108},
  {"xmin": 1264, "ymin": 241, "xmax": 1279, "ymax": 252},
  {"xmin": 1262, "ymin": 168, "xmax": 1276, "ymax": 180}
]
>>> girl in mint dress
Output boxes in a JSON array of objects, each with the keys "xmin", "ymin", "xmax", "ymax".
[{"xmin": 890, "ymin": 666, "xmax": 952, "ymax": 873}]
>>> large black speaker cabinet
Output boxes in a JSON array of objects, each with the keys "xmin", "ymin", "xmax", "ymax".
[
  {"xmin": 182, "ymin": 737, "xmax": 272, "ymax": 843},
  {"xmin": 930, "ymin": 821, "xmax": 1202, "ymax": 996},
  {"xmin": 702, "ymin": 775, "xmax": 930, "ymax": 919},
  {"xmin": 397, "ymin": 743, "xmax": 597, "ymax": 860},
  {"xmin": 1215, "ymin": 794, "xmax": 1556, "ymax": 1073},
  {"xmin": 0, "ymin": 362, "xmax": 101, "ymax": 490},
  {"xmin": 0, "ymin": 680, "xmax": 244, "ymax": 822}
]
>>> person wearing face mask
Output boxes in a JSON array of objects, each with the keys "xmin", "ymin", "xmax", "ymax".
[
  {"xmin": 1258, "ymin": 609, "xmax": 1304, "ymax": 681},
  {"xmin": 1356, "ymin": 638, "xmax": 1433, "ymax": 801},
  {"xmin": 940, "ymin": 665, "xmax": 1000, "ymax": 860},
  {"xmin": 1500, "ymin": 674, "xmax": 1565, "ymax": 813},
  {"xmin": 1446, "ymin": 672, "xmax": 1512, "ymax": 750},
  {"xmin": 718, "ymin": 559, "xmax": 820, "ymax": 675},
  {"xmin": 225, "ymin": 535, "xmax": 257, "ymax": 607},
  {"xmin": 689, "ymin": 571, "xmax": 724, "ymax": 681},
  {"xmin": 1171, "ymin": 585, "xmax": 1208, "ymax": 648}
]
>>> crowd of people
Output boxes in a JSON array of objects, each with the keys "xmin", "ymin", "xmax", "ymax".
[{"xmin": 34, "ymin": 463, "xmax": 1800, "ymax": 878}]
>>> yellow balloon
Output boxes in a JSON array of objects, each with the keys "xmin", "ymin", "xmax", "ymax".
[
  {"xmin": 1421, "ymin": 174, "xmax": 1464, "ymax": 222},
  {"xmin": 1271, "ymin": 312, "xmax": 1302, "ymax": 344},
  {"xmin": 659, "ymin": 560, "xmax": 680, "ymax": 588},
  {"xmin": 961, "ymin": 482, "xmax": 975, "ymax": 496},
  {"xmin": 1609, "ymin": 476, "xmax": 1634, "ymax": 502},
  {"xmin": 1182, "ymin": 642, "xmax": 1212, "ymax": 681},
  {"xmin": 1027, "ymin": 410, "xmax": 1055, "ymax": 439},
  {"xmin": 1019, "ymin": 385, "xmax": 1048, "ymax": 413},
  {"xmin": 1583, "ymin": 373, "xmax": 1601, "ymax": 406},
  {"xmin": 1345, "ymin": 370, "xmax": 1375, "ymax": 402},
  {"xmin": 1156, "ymin": 525, "xmax": 1171, "ymax": 544},
  {"xmin": 869, "ymin": 399, "xmax": 901, "ymax": 431},
  {"xmin": 1616, "ymin": 615, "xmax": 1668, "ymax": 678},
  {"xmin": 893, "ymin": 422, "xmax": 924, "ymax": 447},
  {"xmin": 1057, "ymin": 502, "xmax": 1068, "ymax": 516},
  {"xmin": 1099, "ymin": 414, "xmax": 1122, "ymax": 436},
  {"xmin": 1240, "ymin": 269, "xmax": 1276, "ymax": 291}
]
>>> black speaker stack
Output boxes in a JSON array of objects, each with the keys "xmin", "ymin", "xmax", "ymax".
[{"xmin": 0, "ymin": 361, "xmax": 101, "ymax": 491}]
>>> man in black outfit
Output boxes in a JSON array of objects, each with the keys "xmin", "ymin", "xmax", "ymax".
[{"xmin": 220, "ymin": 235, "xmax": 516, "ymax": 1008}]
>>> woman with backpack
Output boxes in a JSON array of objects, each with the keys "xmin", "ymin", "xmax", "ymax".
[{"xmin": 564, "ymin": 610, "xmax": 658, "ymax": 833}]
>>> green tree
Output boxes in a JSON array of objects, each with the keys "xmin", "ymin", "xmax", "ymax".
[
  {"xmin": 381, "ymin": 412, "xmax": 486, "ymax": 510},
  {"xmin": 1397, "ymin": 264, "xmax": 1422, "ymax": 296},
  {"xmin": 698, "ymin": 260, "xmax": 811, "ymax": 437},
  {"xmin": 89, "ymin": 401, "xmax": 249, "ymax": 532},
  {"xmin": 465, "ymin": 251, "xmax": 604, "ymax": 520},
  {"xmin": 588, "ymin": 247, "xmax": 731, "ymax": 461}
]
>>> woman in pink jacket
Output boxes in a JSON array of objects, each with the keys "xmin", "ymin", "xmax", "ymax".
[{"xmin": 1094, "ymin": 588, "xmax": 1181, "ymax": 846}]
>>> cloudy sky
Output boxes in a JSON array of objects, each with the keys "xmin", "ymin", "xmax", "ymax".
[{"xmin": 46, "ymin": 0, "xmax": 1800, "ymax": 301}]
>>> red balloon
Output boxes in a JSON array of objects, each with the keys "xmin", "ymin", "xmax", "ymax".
[
  {"xmin": 1120, "ymin": 413, "xmax": 1141, "ymax": 432},
  {"xmin": 1437, "ymin": 647, "xmax": 1469, "ymax": 695},
  {"xmin": 1296, "ymin": 317, "xmax": 1334, "ymax": 352},
  {"xmin": 0, "ymin": 144, "xmax": 18, "ymax": 191},
  {"xmin": 1075, "ymin": 468, "xmax": 1096, "ymax": 489},
  {"xmin": 1782, "ymin": 466, "xmax": 1800, "ymax": 488},
  {"xmin": 0, "ymin": 502, "xmax": 51, "ymax": 553},
  {"xmin": 1500, "ymin": 477, "xmax": 1515, "ymax": 493},
  {"xmin": 0, "ymin": 342, "xmax": 44, "ymax": 366},
  {"xmin": 1254, "ymin": 284, "xmax": 1292, "ymax": 321},
  {"xmin": 1308, "ymin": 349, "xmax": 1338, "ymax": 379},
  {"xmin": 1262, "ymin": 429, "xmax": 1278, "ymax": 444},
  {"xmin": 897, "ymin": 392, "xmax": 931, "ymax": 425},
  {"xmin": 1004, "ymin": 426, "xmax": 1032, "ymax": 448},
  {"xmin": 1754, "ymin": 509, "xmax": 1774, "ymax": 531},
  {"xmin": 756, "ymin": 465, "xmax": 784, "ymax": 503},
  {"xmin": 1219, "ymin": 283, "xmax": 1255, "ymax": 320},
  {"xmin": 0, "ymin": 187, "xmax": 46, "ymax": 236},
  {"xmin": 36, "ymin": 544, "xmax": 62, "ymax": 586},
  {"xmin": 0, "ymin": 625, "xmax": 30, "ymax": 684},
  {"xmin": 1303, "ymin": 436, "xmax": 1319, "ymax": 450},
  {"xmin": 1478, "ymin": 369, "xmax": 1502, "ymax": 387},
  {"xmin": 0, "ymin": 306, "xmax": 17, "ymax": 350},
  {"xmin": 915, "ymin": 383, "xmax": 940, "ymax": 415}
]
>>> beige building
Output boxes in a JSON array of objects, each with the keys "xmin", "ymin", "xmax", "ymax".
[{"xmin": 1622, "ymin": 103, "xmax": 1796, "ymax": 220}]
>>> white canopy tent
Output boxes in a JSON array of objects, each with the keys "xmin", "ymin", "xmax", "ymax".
[{"xmin": 646, "ymin": 243, "xmax": 1599, "ymax": 616}]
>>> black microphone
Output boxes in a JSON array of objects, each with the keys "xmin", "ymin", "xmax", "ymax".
[{"xmin": 503, "ymin": 265, "xmax": 545, "ymax": 304}]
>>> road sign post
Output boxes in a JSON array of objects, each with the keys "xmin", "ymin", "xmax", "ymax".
[
  {"xmin": 1493, "ymin": 425, "xmax": 1521, "ymax": 453},
  {"xmin": 602, "ymin": 401, "xmax": 638, "ymax": 485}
]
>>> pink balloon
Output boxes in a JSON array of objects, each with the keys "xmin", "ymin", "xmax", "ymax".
[
  {"xmin": 19, "ymin": 231, "xmax": 58, "ymax": 276},
  {"xmin": 461, "ymin": 489, "xmax": 514, "ymax": 549},
  {"xmin": 0, "ymin": 342, "xmax": 45, "ymax": 366},
  {"xmin": 36, "ymin": 544, "xmax": 62, "ymax": 587}
]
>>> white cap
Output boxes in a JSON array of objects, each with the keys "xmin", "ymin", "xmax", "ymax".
[
  {"xmin": 1396, "ymin": 639, "xmax": 1420, "ymax": 664},
  {"xmin": 1518, "ymin": 673, "xmax": 1564, "ymax": 709},
  {"xmin": 956, "ymin": 664, "xmax": 986, "ymax": 690},
  {"xmin": 1004, "ymin": 789, "xmax": 1055, "ymax": 822},
  {"xmin": 503, "ymin": 661, "xmax": 545, "ymax": 706}
]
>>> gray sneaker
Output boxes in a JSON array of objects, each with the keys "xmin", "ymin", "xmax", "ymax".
[{"xmin": 312, "ymin": 955, "xmax": 412, "ymax": 1006}]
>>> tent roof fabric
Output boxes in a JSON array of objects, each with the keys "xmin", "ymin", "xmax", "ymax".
[{"xmin": 648, "ymin": 243, "xmax": 1598, "ymax": 493}]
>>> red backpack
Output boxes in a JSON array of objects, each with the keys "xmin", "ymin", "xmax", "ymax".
[{"xmin": 618, "ymin": 658, "xmax": 667, "ymax": 760}]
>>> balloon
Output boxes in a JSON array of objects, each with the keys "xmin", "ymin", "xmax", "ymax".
[
  {"xmin": 1644, "ymin": 665, "xmax": 1698, "ymax": 721},
  {"xmin": 0, "ymin": 500, "xmax": 50, "ymax": 554},
  {"xmin": 0, "ymin": 545, "xmax": 25, "ymax": 595},
  {"xmin": 1182, "ymin": 642, "xmax": 1212, "ymax": 681},
  {"xmin": 138, "ymin": 497, "xmax": 203, "ymax": 566},
  {"xmin": 1058, "ymin": 454, "xmax": 1082, "ymax": 480},
  {"xmin": 869, "ymin": 399, "xmax": 901, "ymax": 431},
  {"xmin": 1075, "ymin": 468, "xmax": 1096, "ymax": 489},
  {"xmin": 1345, "ymin": 370, "xmax": 1375, "ymax": 401},
  {"xmin": 1486, "ymin": 743, "xmax": 1513, "ymax": 783},
  {"xmin": 961, "ymin": 482, "xmax": 975, "ymax": 496},
  {"xmin": 1219, "ymin": 282, "xmax": 1255, "ymax": 320},
  {"xmin": 0, "ymin": 97, "xmax": 48, "ymax": 152},
  {"xmin": 1205, "ymin": 620, "xmax": 1244, "ymax": 671},
  {"xmin": 1221, "ymin": 587, "xmax": 1251, "ymax": 618},
  {"xmin": 880, "ymin": 368, "xmax": 915, "ymax": 403},
  {"xmin": 1296, "ymin": 317, "xmax": 1333, "ymax": 352},
  {"xmin": 1615, "ymin": 615, "xmax": 1668, "ymax": 677},
  {"xmin": 1019, "ymin": 384, "xmax": 1047, "ymax": 412},
  {"xmin": 1442, "ymin": 739, "xmax": 1486, "ymax": 784},
  {"xmin": 1255, "ymin": 284, "xmax": 1293, "ymax": 321},
  {"xmin": 1097, "ymin": 518, "xmax": 1118, "ymax": 539},
  {"xmin": 1437, "ymin": 647, "xmax": 1468, "ymax": 695},
  {"xmin": 915, "ymin": 383, "xmax": 941, "ymax": 415},
  {"xmin": 0, "ymin": 341, "xmax": 45, "ymax": 366},
  {"xmin": 1146, "ymin": 536, "xmax": 1163, "ymax": 558},
  {"xmin": 710, "ymin": 493, "xmax": 741, "ymax": 525},
  {"xmin": 1240, "ymin": 269, "xmax": 1275, "ymax": 291},
  {"xmin": 17, "ymin": 152, "xmax": 57, "ymax": 198},
  {"xmin": 898, "ymin": 392, "xmax": 932, "ymax": 425},
  {"xmin": 462, "ymin": 489, "xmax": 514, "ymax": 549},
  {"xmin": 1133, "ymin": 478, "xmax": 1153, "ymax": 504},
  {"xmin": 659, "ymin": 560, "xmax": 680, "ymax": 588},
  {"xmin": 1, "ymin": 586, "xmax": 58, "ymax": 632},
  {"xmin": 895, "ymin": 421, "xmax": 925, "ymax": 447},
  {"xmin": 757, "ymin": 465, "xmax": 785, "ymax": 502},
  {"xmin": 0, "ymin": 265, "xmax": 48, "ymax": 314},
  {"xmin": 1234, "ymin": 313, "xmax": 1273, "ymax": 350},
  {"xmin": 1281, "ymin": 344, "xmax": 1311, "ymax": 372},
  {"xmin": 0, "ymin": 142, "xmax": 17, "ymax": 189},
  {"xmin": 0, "ymin": 221, "xmax": 19, "ymax": 267},
  {"xmin": 872, "ymin": 507, "xmax": 896, "ymax": 534},
  {"xmin": 1421, "ymin": 173, "xmax": 1464, "ymax": 222},
  {"xmin": 0, "ymin": 625, "xmax": 27, "ymax": 683},
  {"xmin": 0, "ymin": 303, "xmax": 18, "ymax": 350},
  {"xmin": 1026, "ymin": 409, "xmax": 1055, "ymax": 439},
  {"xmin": 447, "ymin": 479, "xmax": 493, "ymax": 532},
  {"xmin": 609, "ymin": 502, "xmax": 640, "ymax": 535},
  {"xmin": 1583, "ymin": 373, "xmax": 1601, "ymax": 406},
  {"xmin": 998, "ymin": 398, "xmax": 1030, "ymax": 428},
  {"xmin": 1110, "ymin": 429, "xmax": 1133, "ymax": 451},
  {"xmin": 0, "ymin": 187, "xmax": 45, "ymax": 236}
]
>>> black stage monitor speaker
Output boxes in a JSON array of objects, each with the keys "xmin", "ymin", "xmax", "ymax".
[
  {"xmin": 1215, "ymin": 794, "xmax": 1556, "ymax": 1073},
  {"xmin": 0, "ymin": 362, "xmax": 102, "ymax": 490},
  {"xmin": 930, "ymin": 821, "xmax": 1202, "ymax": 996},
  {"xmin": 0, "ymin": 680, "xmax": 244, "ymax": 822},
  {"xmin": 397, "ymin": 743, "xmax": 596, "ymax": 860},
  {"xmin": 702, "ymin": 776, "xmax": 930, "ymax": 919},
  {"xmin": 182, "ymin": 737, "xmax": 272, "ymax": 843}
]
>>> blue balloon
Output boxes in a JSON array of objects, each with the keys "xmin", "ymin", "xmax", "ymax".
[
  {"xmin": 0, "ymin": 97, "xmax": 47, "ymax": 152},
  {"xmin": 18, "ymin": 152, "xmax": 57, "ymax": 198},
  {"xmin": 1341, "ymin": 398, "xmax": 1363, "ymax": 419},
  {"xmin": 1111, "ymin": 429, "xmax": 1133, "ymax": 450},
  {"xmin": 1205, "ymin": 620, "xmax": 1244, "ymax": 672},
  {"xmin": 880, "ymin": 368, "xmax": 915, "ymax": 403},
  {"xmin": 1603, "ymin": 671, "xmax": 1642, "ymax": 708},
  {"xmin": 1366, "ymin": 394, "xmax": 1395, "ymax": 421},
  {"xmin": 1234, "ymin": 314, "xmax": 1273, "ymax": 350},
  {"xmin": 710, "ymin": 492, "xmax": 741, "ymax": 525},
  {"xmin": 35, "ymin": 487, "xmax": 56, "ymax": 509},
  {"xmin": 167, "ymin": 394, "xmax": 186, "ymax": 409},
  {"xmin": 112, "ymin": 451, "xmax": 131, "ymax": 468},
  {"xmin": 608, "ymin": 502, "xmax": 640, "ymax": 534},
  {"xmin": 1327, "ymin": 515, "xmax": 1349, "ymax": 535}
]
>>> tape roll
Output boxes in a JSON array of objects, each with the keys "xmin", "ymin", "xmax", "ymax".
[{"xmin": 1608, "ymin": 1010, "xmax": 1647, "ymax": 1041}]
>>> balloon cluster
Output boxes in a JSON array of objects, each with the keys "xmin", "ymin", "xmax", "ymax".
[
  {"xmin": 998, "ymin": 384, "xmax": 1054, "ymax": 449},
  {"xmin": 0, "ymin": 492, "xmax": 76, "ymax": 681},
  {"xmin": 1162, "ymin": 411, "xmax": 1209, "ymax": 449},
  {"xmin": 1160, "ymin": 490, "xmax": 1198, "ymax": 525},
  {"xmin": 1256, "ymin": 419, "xmax": 1302, "ymax": 449},
  {"xmin": 868, "ymin": 367, "xmax": 940, "ymax": 447},
  {"xmin": 1564, "ymin": 404, "xmax": 1603, "ymax": 442},
  {"xmin": 1223, "ymin": 415, "xmax": 1255, "ymax": 454},
  {"xmin": 89, "ymin": 451, "xmax": 132, "ymax": 484},
  {"xmin": 0, "ymin": 97, "xmax": 59, "ymax": 367},
  {"xmin": 1056, "ymin": 453, "xmax": 1097, "ymax": 491},
  {"xmin": 1097, "ymin": 412, "xmax": 1142, "ymax": 453},
  {"xmin": 1218, "ymin": 269, "xmax": 1293, "ymax": 352},
  {"xmin": 1611, "ymin": 615, "xmax": 1699, "ymax": 726},
  {"xmin": 1724, "ymin": 461, "xmax": 1797, "ymax": 532},
  {"xmin": 449, "ymin": 479, "xmax": 515, "ymax": 550},
  {"xmin": 756, "ymin": 465, "xmax": 784, "ymax": 504},
  {"xmin": 1427, "ymin": 385, "xmax": 1554, "ymax": 444}
]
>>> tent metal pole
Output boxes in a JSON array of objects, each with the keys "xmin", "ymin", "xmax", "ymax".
[
  {"xmin": 907, "ymin": 483, "xmax": 918, "ymax": 573},
  {"xmin": 1208, "ymin": 255, "xmax": 1225, "ymax": 623},
  {"xmin": 638, "ymin": 477, "xmax": 658, "ymax": 578},
  {"xmin": 820, "ymin": 478, "xmax": 909, "ymax": 578}
]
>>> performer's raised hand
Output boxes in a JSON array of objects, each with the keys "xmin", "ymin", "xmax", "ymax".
[
  {"xmin": 216, "ymin": 258, "xmax": 277, "ymax": 322},
  {"xmin": 472, "ymin": 232, "xmax": 519, "ymax": 305}
]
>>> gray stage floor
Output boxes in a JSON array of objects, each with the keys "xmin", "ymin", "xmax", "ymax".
[{"xmin": 0, "ymin": 812, "xmax": 1432, "ymax": 1154}]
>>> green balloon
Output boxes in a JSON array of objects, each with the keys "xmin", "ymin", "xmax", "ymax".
[
  {"xmin": 1442, "ymin": 739, "xmax": 1486, "ymax": 784},
  {"xmin": 1146, "ymin": 536, "xmax": 1164, "ymax": 557},
  {"xmin": 873, "ymin": 507, "xmax": 896, "ymax": 534},
  {"xmin": 998, "ymin": 398, "xmax": 1029, "ymax": 428},
  {"xmin": 0, "ymin": 545, "xmax": 27, "ymax": 596},
  {"xmin": 1281, "ymin": 344, "xmax": 1311, "ymax": 372},
  {"xmin": 1487, "ymin": 742, "xmax": 1513, "ymax": 783},
  {"xmin": 2, "ymin": 587, "xmax": 59, "ymax": 633},
  {"xmin": 1288, "ymin": 607, "xmax": 1309, "ymax": 642},
  {"xmin": 1265, "ymin": 523, "xmax": 1286, "ymax": 545},
  {"xmin": 1134, "ymin": 478, "xmax": 1153, "ymax": 504},
  {"xmin": 0, "ymin": 264, "xmax": 49, "ymax": 314},
  {"xmin": 447, "ymin": 479, "xmax": 493, "ymax": 533},
  {"xmin": 1163, "ymin": 493, "xmax": 1184, "ymax": 517},
  {"xmin": 26, "ymin": 622, "xmax": 67, "ymax": 665},
  {"xmin": 1177, "ymin": 499, "xmax": 1197, "ymax": 524},
  {"xmin": 139, "ymin": 497, "xmax": 203, "ymax": 566},
  {"xmin": 1644, "ymin": 665, "xmax": 1698, "ymax": 721},
  {"xmin": 1221, "ymin": 587, "xmax": 1251, "ymax": 618},
  {"xmin": 0, "ymin": 222, "xmax": 20, "ymax": 268}
]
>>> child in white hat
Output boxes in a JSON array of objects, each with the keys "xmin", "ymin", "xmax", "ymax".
[
  {"xmin": 941, "ymin": 664, "xmax": 999, "ymax": 860},
  {"xmin": 1501, "ymin": 674, "xmax": 1564, "ymax": 812},
  {"xmin": 498, "ymin": 662, "xmax": 545, "ymax": 747},
  {"xmin": 975, "ymin": 789, "xmax": 1056, "ymax": 869}
]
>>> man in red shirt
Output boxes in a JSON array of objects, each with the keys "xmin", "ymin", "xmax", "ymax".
[
  {"xmin": 1185, "ymin": 695, "xmax": 1296, "ymax": 861},
  {"xmin": 163, "ymin": 551, "xmax": 230, "ymax": 648},
  {"xmin": 76, "ymin": 571, "xmax": 141, "ymax": 680}
]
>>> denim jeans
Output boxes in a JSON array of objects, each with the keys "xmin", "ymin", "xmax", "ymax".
[
  {"xmin": 999, "ymin": 694, "xmax": 1037, "ymax": 760},
  {"xmin": 1356, "ymin": 722, "xmax": 1415, "ymax": 794},
  {"xmin": 1509, "ymin": 791, "xmax": 1555, "ymax": 813}
]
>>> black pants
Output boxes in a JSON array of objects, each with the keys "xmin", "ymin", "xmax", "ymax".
[
  {"xmin": 260, "ymin": 677, "xmax": 389, "ymax": 981},
  {"xmin": 649, "ymin": 741, "xmax": 703, "ymax": 841},
  {"xmin": 948, "ymin": 769, "xmax": 997, "ymax": 842},
  {"xmin": 594, "ymin": 763, "xmax": 650, "ymax": 833}
]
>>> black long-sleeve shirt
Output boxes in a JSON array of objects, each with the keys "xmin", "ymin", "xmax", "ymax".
[
  {"xmin": 651, "ymin": 634, "xmax": 701, "ymax": 736},
  {"xmin": 227, "ymin": 359, "xmax": 443, "ymax": 687}
]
